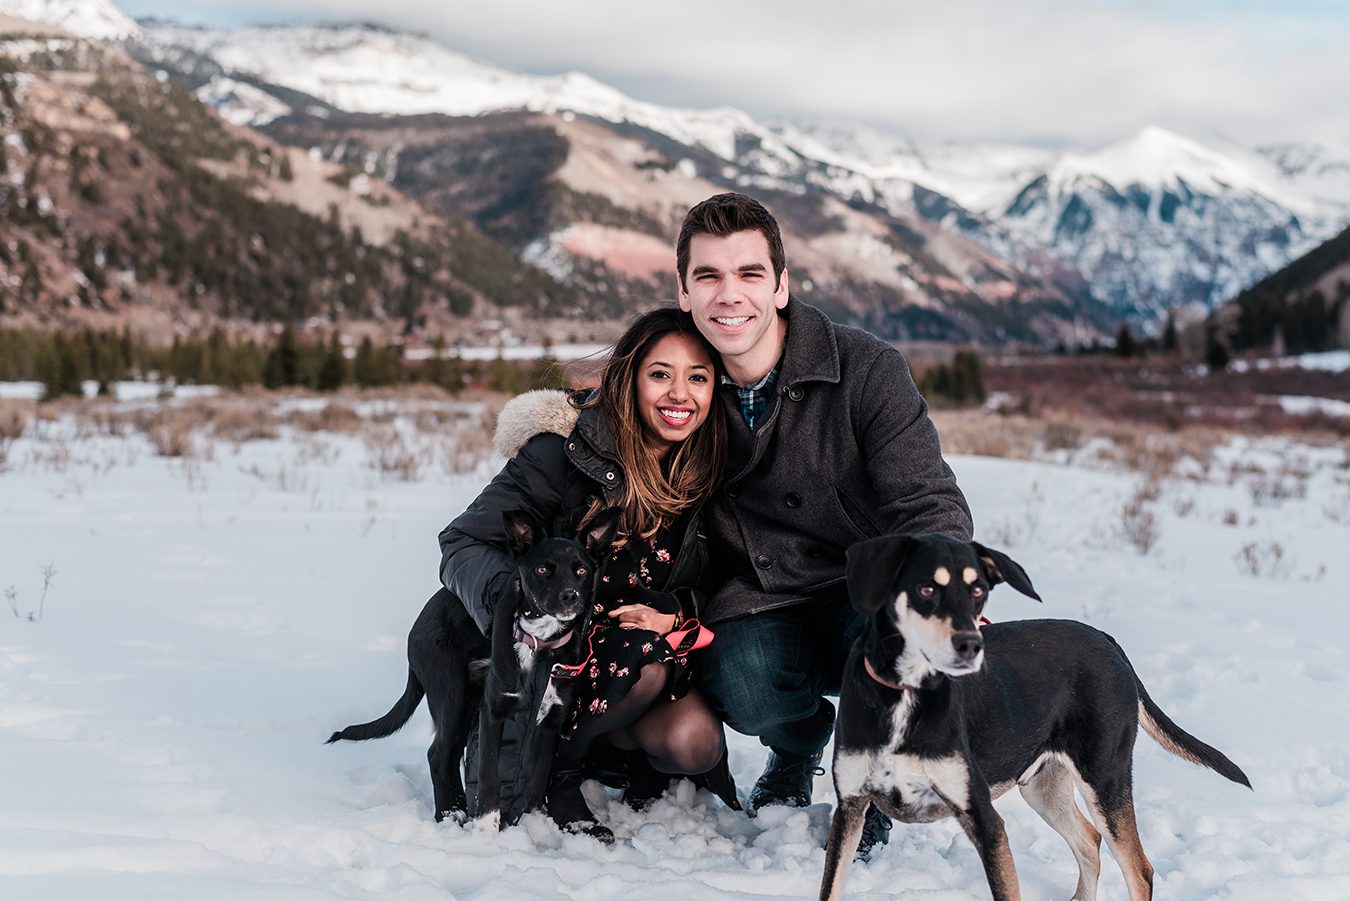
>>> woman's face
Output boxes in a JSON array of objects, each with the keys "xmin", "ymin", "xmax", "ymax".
[{"xmin": 635, "ymin": 332, "xmax": 716, "ymax": 453}]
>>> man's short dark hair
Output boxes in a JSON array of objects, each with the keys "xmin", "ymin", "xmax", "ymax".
[{"xmin": 676, "ymin": 192, "xmax": 786, "ymax": 291}]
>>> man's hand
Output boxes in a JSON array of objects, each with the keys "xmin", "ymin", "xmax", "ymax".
[{"xmin": 608, "ymin": 604, "xmax": 677, "ymax": 635}]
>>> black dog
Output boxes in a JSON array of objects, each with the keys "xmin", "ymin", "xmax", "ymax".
[
  {"xmin": 328, "ymin": 507, "xmax": 620, "ymax": 828},
  {"xmin": 819, "ymin": 534, "xmax": 1250, "ymax": 901}
]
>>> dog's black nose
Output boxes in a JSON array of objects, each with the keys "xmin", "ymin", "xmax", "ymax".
[
  {"xmin": 952, "ymin": 631, "xmax": 983, "ymax": 662},
  {"xmin": 558, "ymin": 588, "xmax": 580, "ymax": 605}
]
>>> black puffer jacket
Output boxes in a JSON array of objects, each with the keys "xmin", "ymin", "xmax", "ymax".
[{"xmin": 438, "ymin": 389, "xmax": 708, "ymax": 822}]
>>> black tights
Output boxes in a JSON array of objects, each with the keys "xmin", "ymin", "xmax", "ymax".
[{"xmin": 555, "ymin": 661, "xmax": 724, "ymax": 775}]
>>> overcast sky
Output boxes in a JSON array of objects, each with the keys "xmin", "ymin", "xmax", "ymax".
[{"xmin": 117, "ymin": 0, "xmax": 1350, "ymax": 148}]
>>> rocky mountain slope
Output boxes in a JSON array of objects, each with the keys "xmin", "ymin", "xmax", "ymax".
[{"xmin": 0, "ymin": 19, "xmax": 581, "ymax": 338}]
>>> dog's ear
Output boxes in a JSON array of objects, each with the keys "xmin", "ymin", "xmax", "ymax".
[
  {"xmin": 971, "ymin": 541, "xmax": 1041, "ymax": 601},
  {"xmin": 580, "ymin": 506, "xmax": 623, "ymax": 558},
  {"xmin": 502, "ymin": 509, "xmax": 544, "ymax": 559},
  {"xmin": 846, "ymin": 534, "xmax": 917, "ymax": 614}
]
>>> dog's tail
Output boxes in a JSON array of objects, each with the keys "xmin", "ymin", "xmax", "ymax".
[
  {"xmin": 1134, "ymin": 676, "xmax": 1251, "ymax": 789},
  {"xmin": 326, "ymin": 669, "xmax": 425, "ymax": 744}
]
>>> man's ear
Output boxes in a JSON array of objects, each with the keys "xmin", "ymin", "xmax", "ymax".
[
  {"xmin": 676, "ymin": 272, "xmax": 692, "ymax": 311},
  {"xmin": 971, "ymin": 542, "xmax": 1041, "ymax": 601},
  {"xmin": 503, "ymin": 509, "xmax": 544, "ymax": 560},
  {"xmin": 845, "ymin": 534, "xmax": 916, "ymax": 614},
  {"xmin": 581, "ymin": 506, "xmax": 623, "ymax": 558},
  {"xmin": 774, "ymin": 267, "xmax": 790, "ymax": 309}
]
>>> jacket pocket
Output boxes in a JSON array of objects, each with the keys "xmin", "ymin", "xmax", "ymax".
[{"xmin": 834, "ymin": 487, "xmax": 881, "ymax": 541}]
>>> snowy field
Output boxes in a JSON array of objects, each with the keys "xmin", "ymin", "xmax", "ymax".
[{"xmin": 1, "ymin": 391, "xmax": 1347, "ymax": 900}]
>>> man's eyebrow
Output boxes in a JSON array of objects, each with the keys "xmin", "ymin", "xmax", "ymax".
[
  {"xmin": 738, "ymin": 263, "xmax": 767, "ymax": 273},
  {"xmin": 690, "ymin": 264, "xmax": 720, "ymax": 277}
]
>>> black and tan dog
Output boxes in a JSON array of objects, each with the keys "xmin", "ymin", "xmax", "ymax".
[
  {"xmin": 328, "ymin": 507, "xmax": 620, "ymax": 827},
  {"xmin": 819, "ymin": 534, "xmax": 1250, "ymax": 901}
]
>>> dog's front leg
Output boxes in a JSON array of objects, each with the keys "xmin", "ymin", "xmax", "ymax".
[
  {"xmin": 818, "ymin": 795, "xmax": 869, "ymax": 900},
  {"xmin": 474, "ymin": 596, "xmax": 521, "ymax": 830},
  {"xmin": 956, "ymin": 782, "xmax": 1021, "ymax": 901}
]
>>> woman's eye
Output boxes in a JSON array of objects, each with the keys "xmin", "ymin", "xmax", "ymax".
[
  {"xmin": 690, "ymin": 374, "xmax": 708, "ymax": 383},
  {"xmin": 649, "ymin": 370, "xmax": 670, "ymax": 380}
]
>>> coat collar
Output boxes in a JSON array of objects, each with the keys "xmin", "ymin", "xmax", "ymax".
[{"xmin": 778, "ymin": 298, "xmax": 842, "ymax": 387}]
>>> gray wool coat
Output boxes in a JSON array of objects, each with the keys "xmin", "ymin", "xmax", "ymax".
[{"xmin": 701, "ymin": 298, "xmax": 973, "ymax": 624}]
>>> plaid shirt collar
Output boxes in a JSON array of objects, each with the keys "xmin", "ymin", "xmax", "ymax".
[{"xmin": 721, "ymin": 365, "xmax": 781, "ymax": 431}]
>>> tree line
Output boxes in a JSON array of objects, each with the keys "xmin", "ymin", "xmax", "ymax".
[{"xmin": 0, "ymin": 326, "xmax": 568, "ymax": 400}]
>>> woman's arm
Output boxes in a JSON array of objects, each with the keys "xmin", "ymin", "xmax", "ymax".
[{"xmin": 438, "ymin": 433, "xmax": 569, "ymax": 634}]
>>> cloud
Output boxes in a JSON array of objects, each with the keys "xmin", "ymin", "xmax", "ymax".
[{"xmin": 120, "ymin": 0, "xmax": 1350, "ymax": 146}]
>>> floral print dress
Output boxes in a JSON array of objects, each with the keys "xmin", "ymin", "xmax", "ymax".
[{"xmin": 564, "ymin": 521, "xmax": 693, "ymax": 737}]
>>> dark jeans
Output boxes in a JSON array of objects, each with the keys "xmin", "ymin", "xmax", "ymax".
[{"xmin": 698, "ymin": 593, "xmax": 865, "ymax": 759}]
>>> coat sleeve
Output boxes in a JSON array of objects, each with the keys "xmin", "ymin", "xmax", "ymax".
[
  {"xmin": 438, "ymin": 433, "xmax": 570, "ymax": 634},
  {"xmin": 854, "ymin": 347, "xmax": 974, "ymax": 541}
]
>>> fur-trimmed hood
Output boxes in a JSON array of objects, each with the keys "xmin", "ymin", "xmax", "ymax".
[{"xmin": 492, "ymin": 389, "xmax": 581, "ymax": 458}]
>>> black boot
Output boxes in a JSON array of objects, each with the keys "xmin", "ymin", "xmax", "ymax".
[
  {"xmin": 546, "ymin": 767, "xmax": 614, "ymax": 844},
  {"xmin": 693, "ymin": 746, "xmax": 743, "ymax": 811},
  {"xmin": 622, "ymin": 754, "xmax": 673, "ymax": 811},
  {"xmin": 855, "ymin": 804, "xmax": 893, "ymax": 862},
  {"xmin": 748, "ymin": 748, "xmax": 824, "ymax": 814}
]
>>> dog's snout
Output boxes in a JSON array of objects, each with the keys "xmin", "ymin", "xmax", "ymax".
[
  {"xmin": 558, "ymin": 588, "xmax": 581, "ymax": 606},
  {"xmin": 952, "ymin": 631, "xmax": 983, "ymax": 662}
]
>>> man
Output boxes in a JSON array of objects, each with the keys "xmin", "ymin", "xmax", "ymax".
[{"xmin": 676, "ymin": 193, "xmax": 974, "ymax": 859}]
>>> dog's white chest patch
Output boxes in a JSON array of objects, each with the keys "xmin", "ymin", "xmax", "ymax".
[
  {"xmin": 835, "ymin": 750, "xmax": 969, "ymax": 816},
  {"xmin": 536, "ymin": 678, "xmax": 563, "ymax": 724}
]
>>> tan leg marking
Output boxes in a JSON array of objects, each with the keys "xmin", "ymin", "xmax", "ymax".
[
  {"xmin": 1019, "ymin": 757, "xmax": 1101, "ymax": 901},
  {"xmin": 1069, "ymin": 769, "xmax": 1154, "ymax": 901}
]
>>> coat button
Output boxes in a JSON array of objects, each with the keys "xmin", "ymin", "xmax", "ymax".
[
  {"xmin": 755, "ymin": 554, "xmax": 773, "ymax": 569},
  {"xmin": 726, "ymin": 485, "xmax": 742, "ymax": 499},
  {"xmin": 785, "ymin": 492, "xmax": 801, "ymax": 508},
  {"xmin": 787, "ymin": 386, "xmax": 804, "ymax": 401}
]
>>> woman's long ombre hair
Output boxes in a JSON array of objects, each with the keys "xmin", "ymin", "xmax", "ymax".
[{"xmin": 576, "ymin": 307, "xmax": 726, "ymax": 543}]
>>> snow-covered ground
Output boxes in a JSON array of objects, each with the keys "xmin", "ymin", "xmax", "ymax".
[{"xmin": 1, "ymin": 393, "xmax": 1347, "ymax": 899}]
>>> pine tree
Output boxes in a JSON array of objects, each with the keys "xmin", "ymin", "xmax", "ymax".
[
  {"xmin": 352, "ymin": 336, "xmax": 377, "ymax": 388},
  {"xmin": 316, "ymin": 332, "xmax": 346, "ymax": 392},
  {"xmin": 1114, "ymin": 324, "xmax": 1137, "ymax": 358}
]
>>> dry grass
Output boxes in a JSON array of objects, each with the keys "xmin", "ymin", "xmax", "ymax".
[{"xmin": 0, "ymin": 400, "xmax": 29, "ymax": 473}]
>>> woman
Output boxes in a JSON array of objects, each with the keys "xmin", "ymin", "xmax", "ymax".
[{"xmin": 438, "ymin": 307, "xmax": 734, "ymax": 841}]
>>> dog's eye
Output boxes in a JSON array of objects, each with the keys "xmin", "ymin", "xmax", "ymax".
[
  {"xmin": 971, "ymin": 586, "xmax": 986, "ymax": 599},
  {"xmin": 535, "ymin": 564, "xmax": 551, "ymax": 576},
  {"xmin": 917, "ymin": 585, "xmax": 936, "ymax": 599},
  {"xmin": 575, "ymin": 566, "xmax": 588, "ymax": 577}
]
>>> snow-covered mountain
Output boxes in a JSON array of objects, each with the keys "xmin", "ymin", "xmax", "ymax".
[
  {"xmin": 133, "ymin": 18, "xmax": 1350, "ymax": 323},
  {"xmin": 14, "ymin": 3, "xmax": 1350, "ymax": 330},
  {"xmin": 988, "ymin": 127, "xmax": 1337, "ymax": 315},
  {"xmin": 0, "ymin": 0, "xmax": 138, "ymax": 39},
  {"xmin": 137, "ymin": 21, "xmax": 810, "ymax": 173},
  {"xmin": 796, "ymin": 123, "xmax": 1350, "ymax": 321}
]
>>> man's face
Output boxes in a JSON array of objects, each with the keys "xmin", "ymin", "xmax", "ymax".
[{"xmin": 677, "ymin": 230, "xmax": 789, "ymax": 384}]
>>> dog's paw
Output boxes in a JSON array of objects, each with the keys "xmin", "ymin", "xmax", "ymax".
[
  {"xmin": 472, "ymin": 810, "xmax": 502, "ymax": 833},
  {"xmin": 435, "ymin": 808, "xmax": 467, "ymax": 826}
]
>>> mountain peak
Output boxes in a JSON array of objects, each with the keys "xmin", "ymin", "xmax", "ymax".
[
  {"xmin": 1050, "ymin": 124, "xmax": 1287, "ymax": 201},
  {"xmin": 0, "ymin": 0, "xmax": 139, "ymax": 40}
]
